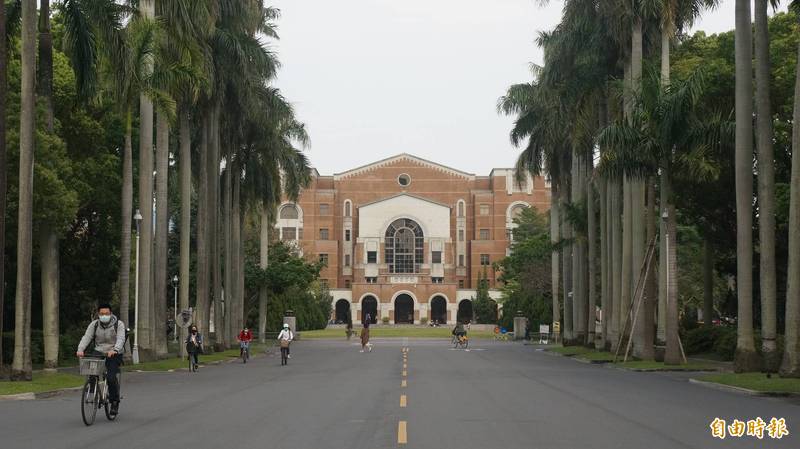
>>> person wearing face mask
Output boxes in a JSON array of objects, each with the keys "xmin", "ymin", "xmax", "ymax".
[
  {"xmin": 185, "ymin": 325, "xmax": 204, "ymax": 371},
  {"xmin": 76, "ymin": 303, "xmax": 126, "ymax": 416}
]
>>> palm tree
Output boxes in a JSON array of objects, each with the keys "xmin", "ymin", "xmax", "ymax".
[
  {"xmin": 599, "ymin": 68, "xmax": 729, "ymax": 365},
  {"xmin": 11, "ymin": 0, "xmax": 37, "ymax": 381},
  {"xmin": 779, "ymin": 0, "xmax": 800, "ymax": 378},
  {"xmin": 754, "ymin": 0, "xmax": 779, "ymax": 371},
  {"xmin": 0, "ymin": 0, "xmax": 7, "ymax": 369},
  {"xmin": 733, "ymin": 0, "xmax": 761, "ymax": 372}
]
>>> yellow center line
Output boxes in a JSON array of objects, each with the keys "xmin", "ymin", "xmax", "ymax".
[
  {"xmin": 400, "ymin": 394, "xmax": 407, "ymax": 407},
  {"xmin": 401, "ymin": 379, "xmax": 407, "ymax": 387},
  {"xmin": 398, "ymin": 421, "xmax": 407, "ymax": 444}
]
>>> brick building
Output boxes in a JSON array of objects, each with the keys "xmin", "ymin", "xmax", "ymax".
[{"xmin": 276, "ymin": 154, "xmax": 550, "ymax": 325}]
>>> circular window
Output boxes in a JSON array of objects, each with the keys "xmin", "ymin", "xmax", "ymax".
[{"xmin": 398, "ymin": 174, "xmax": 411, "ymax": 187}]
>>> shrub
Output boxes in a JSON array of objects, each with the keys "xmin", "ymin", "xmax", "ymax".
[
  {"xmin": 684, "ymin": 326, "xmax": 725, "ymax": 355},
  {"xmin": 420, "ymin": 317, "xmax": 428, "ymax": 325},
  {"xmin": 382, "ymin": 317, "xmax": 390, "ymax": 324},
  {"xmin": 712, "ymin": 326, "xmax": 737, "ymax": 361}
]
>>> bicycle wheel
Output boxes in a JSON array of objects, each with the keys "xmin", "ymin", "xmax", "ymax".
[{"xmin": 81, "ymin": 378, "xmax": 98, "ymax": 426}]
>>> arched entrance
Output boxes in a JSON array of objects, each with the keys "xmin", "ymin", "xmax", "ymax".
[
  {"xmin": 457, "ymin": 299, "xmax": 473, "ymax": 324},
  {"xmin": 430, "ymin": 296, "xmax": 447, "ymax": 324},
  {"xmin": 394, "ymin": 294, "xmax": 415, "ymax": 324},
  {"xmin": 335, "ymin": 299, "xmax": 351, "ymax": 324},
  {"xmin": 362, "ymin": 296, "xmax": 378, "ymax": 324}
]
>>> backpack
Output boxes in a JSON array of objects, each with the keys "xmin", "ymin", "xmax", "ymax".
[{"xmin": 89, "ymin": 319, "xmax": 127, "ymax": 360}]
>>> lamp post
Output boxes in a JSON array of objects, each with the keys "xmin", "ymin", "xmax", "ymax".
[
  {"xmin": 132, "ymin": 209, "xmax": 143, "ymax": 364},
  {"xmin": 171, "ymin": 275, "xmax": 179, "ymax": 342}
]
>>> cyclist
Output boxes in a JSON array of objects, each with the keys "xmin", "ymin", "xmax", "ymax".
[
  {"xmin": 277, "ymin": 323, "xmax": 293, "ymax": 359},
  {"xmin": 452, "ymin": 322, "xmax": 467, "ymax": 343},
  {"xmin": 76, "ymin": 303, "xmax": 126, "ymax": 416},
  {"xmin": 238, "ymin": 327, "xmax": 253, "ymax": 358},
  {"xmin": 186, "ymin": 325, "xmax": 204, "ymax": 370}
]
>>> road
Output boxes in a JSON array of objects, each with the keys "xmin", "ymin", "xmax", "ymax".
[{"xmin": 1, "ymin": 339, "xmax": 798, "ymax": 449}]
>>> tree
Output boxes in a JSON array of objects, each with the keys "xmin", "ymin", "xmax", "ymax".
[
  {"xmin": 733, "ymin": 0, "xmax": 761, "ymax": 372},
  {"xmin": 473, "ymin": 270, "xmax": 497, "ymax": 324},
  {"xmin": 780, "ymin": 0, "xmax": 800, "ymax": 378},
  {"xmin": 0, "ymin": 0, "xmax": 8, "ymax": 370},
  {"xmin": 11, "ymin": 0, "xmax": 37, "ymax": 381}
]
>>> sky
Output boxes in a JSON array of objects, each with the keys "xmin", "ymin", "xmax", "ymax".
[{"xmin": 270, "ymin": 0, "xmax": 787, "ymax": 175}]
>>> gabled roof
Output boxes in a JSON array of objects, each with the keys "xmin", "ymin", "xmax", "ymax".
[
  {"xmin": 358, "ymin": 192, "xmax": 452, "ymax": 210},
  {"xmin": 332, "ymin": 153, "xmax": 476, "ymax": 181}
]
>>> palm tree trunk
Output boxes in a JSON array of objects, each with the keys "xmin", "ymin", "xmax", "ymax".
[
  {"xmin": 600, "ymin": 178, "xmax": 609, "ymax": 349},
  {"xmin": 779, "ymin": 22, "xmax": 800, "ymax": 378},
  {"xmin": 233, "ymin": 173, "xmax": 243, "ymax": 332},
  {"xmin": 754, "ymin": 0, "xmax": 778, "ymax": 372},
  {"xmin": 178, "ymin": 111, "xmax": 190, "ymax": 358},
  {"xmin": 550, "ymin": 185, "xmax": 561, "ymax": 333},
  {"xmin": 120, "ymin": 116, "xmax": 133, "ymax": 328},
  {"xmin": 657, "ymin": 23, "xmax": 671, "ymax": 346},
  {"xmin": 210, "ymin": 107, "xmax": 222, "ymax": 349},
  {"xmin": 572, "ymin": 154, "xmax": 585, "ymax": 344},
  {"xmin": 619, "ymin": 177, "xmax": 633, "ymax": 350},
  {"xmin": 734, "ymin": 0, "xmax": 761, "ymax": 372},
  {"xmin": 0, "ymin": 0, "xmax": 7, "ymax": 369},
  {"xmin": 135, "ymin": 0, "xmax": 155, "ymax": 360},
  {"xmin": 561, "ymin": 176, "xmax": 573, "ymax": 343},
  {"xmin": 587, "ymin": 172, "xmax": 597, "ymax": 347},
  {"xmin": 38, "ymin": 0, "xmax": 60, "ymax": 371},
  {"xmin": 223, "ymin": 159, "xmax": 233, "ymax": 344},
  {"xmin": 610, "ymin": 179, "xmax": 623, "ymax": 351},
  {"xmin": 154, "ymin": 112, "xmax": 169, "ymax": 357},
  {"xmin": 40, "ymin": 227, "xmax": 59, "ymax": 370},
  {"xmin": 663, "ymin": 166, "xmax": 682, "ymax": 364},
  {"xmin": 259, "ymin": 204, "xmax": 269, "ymax": 344},
  {"xmin": 11, "ymin": 0, "xmax": 36, "ymax": 380},
  {"xmin": 633, "ymin": 181, "xmax": 656, "ymax": 360},
  {"xmin": 195, "ymin": 113, "xmax": 209, "ymax": 337},
  {"xmin": 703, "ymin": 237, "xmax": 714, "ymax": 328}
]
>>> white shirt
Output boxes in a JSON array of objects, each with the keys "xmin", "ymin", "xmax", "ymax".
[{"xmin": 278, "ymin": 329, "xmax": 293, "ymax": 341}]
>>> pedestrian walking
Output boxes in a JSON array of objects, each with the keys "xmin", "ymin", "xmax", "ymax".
[{"xmin": 360, "ymin": 313, "xmax": 372, "ymax": 352}]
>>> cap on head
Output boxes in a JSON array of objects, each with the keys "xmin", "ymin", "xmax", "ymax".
[{"xmin": 283, "ymin": 323, "xmax": 289, "ymax": 329}]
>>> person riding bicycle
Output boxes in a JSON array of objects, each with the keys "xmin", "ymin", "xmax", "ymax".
[
  {"xmin": 452, "ymin": 322, "xmax": 467, "ymax": 341},
  {"xmin": 277, "ymin": 323, "xmax": 293, "ymax": 359},
  {"xmin": 238, "ymin": 327, "xmax": 253, "ymax": 357},
  {"xmin": 185, "ymin": 325, "xmax": 204, "ymax": 370},
  {"xmin": 76, "ymin": 303, "xmax": 126, "ymax": 416}
]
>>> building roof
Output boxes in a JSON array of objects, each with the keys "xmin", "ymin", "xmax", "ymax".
[{"xmin": 332, "ymin": 153, "xmax": 476, "ymax": 181}]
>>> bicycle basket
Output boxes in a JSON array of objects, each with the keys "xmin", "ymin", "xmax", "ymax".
[{"xmin": 79, "ymin": 358, "xmax": 106, "ymax": 376}]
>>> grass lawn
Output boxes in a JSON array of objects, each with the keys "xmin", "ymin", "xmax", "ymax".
[
  {"xmin": 546, "ymin": 345, "xmax": 595, "ymax": 356},
  {"xmin": 300, "ymin": 327, "xmax": 496, "ymax": 340},
  {"xmin": 576, "ymin": 351, "xmax": 617, "ymax": 362},
  {"xmin": 697, "ymin": 373, "xmax": 800, "ymax": 394},
  {"xmin": 0, "ymin": 372, "xmax": 84, "ymax": 396},
  {"xmin": 618, "ymin": 360, "xmax": 716, "ymax": 371},
  {"xmin": 130, "ymin": 345, "xmax": 266, "ymax": 371}
]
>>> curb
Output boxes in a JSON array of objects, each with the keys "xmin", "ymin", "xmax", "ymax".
[
  {"xmin": 0, "ymin": 385, "xmax": 83, "ymax": 402},
  {"xmin": 688, "ymin": 378, "xmax": 800, "ymax": 398}
]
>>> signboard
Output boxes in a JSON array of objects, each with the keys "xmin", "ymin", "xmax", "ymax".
[
  {"xmin": 539, "ymin": 325, "xmax": 550, "ymax": 344},
  {"xmin": 552, "ymin": 321, "xmax": 561, "ymax": 333}
]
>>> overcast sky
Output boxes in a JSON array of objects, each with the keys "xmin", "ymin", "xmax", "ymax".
[{"xmin": 270, "ymin": 0, "xmax": 787, "ymax": 175}]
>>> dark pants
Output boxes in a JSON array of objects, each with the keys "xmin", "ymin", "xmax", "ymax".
[
  {"xmin": 189, "ymin": 351, "xmax": 199, "ymax": 367},
  {"xmin": 89, "ymin": 351, "xmax": 121, "ymax": 402}
]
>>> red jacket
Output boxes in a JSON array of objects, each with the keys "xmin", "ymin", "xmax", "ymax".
[{"xmin": 239, "ymin": 330, "xmax": 253, "ymax": 342}]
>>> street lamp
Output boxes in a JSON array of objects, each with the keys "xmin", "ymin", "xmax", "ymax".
[
  {"xmin": 171, "ymin": 275, "xmax": 179, "ymax": 343},
  {"xmin": 132, "ymin": 209, "xmax": 143, "ymax": 364}
]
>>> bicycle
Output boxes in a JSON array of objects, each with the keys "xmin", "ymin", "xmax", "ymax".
[
  {"xmin": 240, "ymin": 342, "xmax": 250, "ymax": 364},
  {"xmin": 454, "ymin": 334, "xmax": 469, "ymax": 349},
  {"xmin": 79, "ymin": 356, "xmax": 121, "ymax": 426},
  {"xmin": 280, "ymin": 339, "xmax": 290, "ymax": 366}
]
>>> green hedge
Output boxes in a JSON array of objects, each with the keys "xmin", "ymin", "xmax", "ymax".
[
  {"xmin": 683, "ymin": 326, "xmax": 784, "ymax": 362},
  {"xmin": 2, "ymin": 328, "xmax": 84, "ymax": 367}
]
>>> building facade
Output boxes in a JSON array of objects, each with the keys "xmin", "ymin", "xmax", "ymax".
[{"xmin": 277, "ymin": 154, "xmax": 550, "ymax": 325}]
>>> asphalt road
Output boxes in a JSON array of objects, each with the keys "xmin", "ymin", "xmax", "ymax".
[{"xmin": 1, "ymin": 339, "xmax": 798, "ymax": 449}]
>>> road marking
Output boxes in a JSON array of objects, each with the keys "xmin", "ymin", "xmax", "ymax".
[
  {"xmin": 400, "ymin": 394, "xmax": 407, "ymax": 407},
  {"xmin": 401, "ymin": 379, "xmax": 407, "ymax": 387},
  {"xmin": 402, "ymin": 370, "xmax": 407, "ymax": 377},
  {"xmin": 403, "ymin": 363, "xmax": 407, "ymax": 369},
  {"xmin": 398, "ymin": 421, "xmax": 407, "ymax": 444}
]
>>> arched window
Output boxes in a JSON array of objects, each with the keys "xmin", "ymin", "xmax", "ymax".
[
  {"xmin": 344, "ymin": 200, "xmax": 352, "ymax": 217},
  {"xmin": 280, "ymin": 204, "xmax": 299, "ymax": 219},
  {"xmin": 510, "ymin": 204, "xmax": 527, "ymax": 222},
  {"xmin": 457, "ymin": 200, "xmax": 465, "ymax": 218},
  {"xmin": 385, "ymin": 218, "xmax": 424, "ymax": 274}
]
